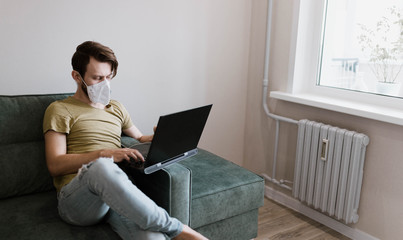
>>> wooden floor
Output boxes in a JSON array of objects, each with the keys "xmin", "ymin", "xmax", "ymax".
[{"xmin": 256, "ymin": 198, "xmax": 351, "ymax": 240}]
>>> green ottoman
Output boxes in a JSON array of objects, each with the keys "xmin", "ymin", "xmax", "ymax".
[{"xmin": 130, "ymin": 146, "xmax": 265, "ymax": 240}]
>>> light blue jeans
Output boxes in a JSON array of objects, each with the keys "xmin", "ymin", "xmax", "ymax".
[{"xmin": 57, "ymin": 157, "xmax": 183, "ymax": 240}]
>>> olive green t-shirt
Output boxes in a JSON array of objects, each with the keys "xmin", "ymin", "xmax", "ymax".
[{"xmin": 43, "ymin": 96, "xmax": 133, "ymax": 192}]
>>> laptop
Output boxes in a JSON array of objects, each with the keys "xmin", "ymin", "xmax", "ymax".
[{"xmin": 121, "ymin": 104, "xmax": 212, "ymax": 174}]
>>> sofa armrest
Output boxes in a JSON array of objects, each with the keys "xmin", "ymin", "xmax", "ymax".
[
  {"xmin": 121, "ymin": 135, "xmax": 139, "ymax": 147},
  {"xmin": 127, "ymin": 164, "xmax": 191, "ymax": 225}
]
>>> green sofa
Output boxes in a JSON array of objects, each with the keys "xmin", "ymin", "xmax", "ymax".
[{"xmin": 0, "ymin": 93, "xmax": 264, "ymax": 240}]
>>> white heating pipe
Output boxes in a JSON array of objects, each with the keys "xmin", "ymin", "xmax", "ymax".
[
  {"xmin": 261, "ymin": 0, "xmax": 297, "ymax": 191},
  {"xmin": 262, "ymin": 0, "xmax": 298, "ymax": 125}
]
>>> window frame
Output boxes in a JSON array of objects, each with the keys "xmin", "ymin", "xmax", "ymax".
[{"xmin": 270, "ymin": 0, "xmax": 403, "ymax": 126}]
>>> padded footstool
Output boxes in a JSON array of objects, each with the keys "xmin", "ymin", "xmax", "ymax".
[
  {"xmin": 130, "ymin": 146, "xmax": 264, "ymax": 240},
  {"xmin": 180, "ymin": 150, "xmax": 264, "ymax": 239}
]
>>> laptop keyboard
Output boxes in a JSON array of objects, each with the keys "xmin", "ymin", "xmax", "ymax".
[
  {"xmin": 129, "ymin": 157, "xmax": 146, "ymax": 168},
  {"xmin": 121, "ymin": 142, "xmax": 150, "ymax": 169}
]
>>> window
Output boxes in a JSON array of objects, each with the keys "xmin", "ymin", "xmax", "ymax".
[
  {"xmin": 319, "ymin": 0, "xmax": 403, "ymax": 98},
  {"xmin": 270, "ymin": 0, "xmax": 403, "ymax": 126}
]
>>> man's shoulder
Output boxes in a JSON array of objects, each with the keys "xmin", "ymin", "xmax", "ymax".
[
  {"xmin": 46, "ymin": 97, "xmax": 66, "ymax": 109},
  {"xmin": 48, "ymin": 96, "xmax": 72, "ymax": 105},
  {"xmin": 45, "ymin": 97, "xmax": 78, "ymax": 115},
  {"xmin": 109, "ymin": 99, "xmax": 125, "ymax": 109},
  {"xmin": 108, "ymin": 100, "xmax": 130, "ymax": 117}
]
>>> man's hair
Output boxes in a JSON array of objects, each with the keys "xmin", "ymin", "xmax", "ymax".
[{"xmin": 72, "ymin": 41, "xmax": 118, "ymax": 78}]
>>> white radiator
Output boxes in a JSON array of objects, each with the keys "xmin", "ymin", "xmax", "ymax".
[{"xmin": 292, "ymin": 120, "xmax": 369, "ymax": 224}]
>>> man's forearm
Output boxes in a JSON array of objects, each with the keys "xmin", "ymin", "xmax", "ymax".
[{"xmin": 46, "ymin": 150, "xmax": 104, "ymax": 177}]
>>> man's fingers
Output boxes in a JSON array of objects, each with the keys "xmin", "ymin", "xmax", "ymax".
[{"xmin": 131, "ymin": 149, "xmax": 144, "ymax": 161}]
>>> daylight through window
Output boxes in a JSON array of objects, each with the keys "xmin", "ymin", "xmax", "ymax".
[{"xmin": 318, "ymin": 0, "xmax": 403, "ymax": 98}]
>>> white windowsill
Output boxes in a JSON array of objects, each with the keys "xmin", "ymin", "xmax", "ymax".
[{"xmin": 270, "ymin": 91, "xmax": 403, "ymax": 126}]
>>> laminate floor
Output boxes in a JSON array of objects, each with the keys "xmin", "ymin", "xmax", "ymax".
[{"xmin": 256, "ymin": 198, "xmax": 351, "ymax": 240}]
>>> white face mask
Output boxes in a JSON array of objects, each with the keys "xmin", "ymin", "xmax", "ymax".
[{"xmin": 81, "ymin": 77, "xmax": 111, "ymax": 106}]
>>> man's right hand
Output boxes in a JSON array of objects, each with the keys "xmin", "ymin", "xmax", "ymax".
[
  {"xmin": 44, "ymin": 130, "xmax": 144, "ymax": 177},
  {"xmin": 99, "ymin": 148, "xmax": 144, "ymax": 163}
]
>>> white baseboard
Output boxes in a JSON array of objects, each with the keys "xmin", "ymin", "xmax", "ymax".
[{"xmin": 264, "ymin": 186, "xmax": 379, "ymax": 240}]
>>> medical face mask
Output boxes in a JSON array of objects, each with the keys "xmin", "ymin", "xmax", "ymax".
[{"xmin": 81, "ymin": 77, "xmax": 111, "ymax": 106}]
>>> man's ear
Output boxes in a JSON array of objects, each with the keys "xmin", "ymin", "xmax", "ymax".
[{"xmin": 71, "ymin": 70, "xmax": 82, "ymax": 83}]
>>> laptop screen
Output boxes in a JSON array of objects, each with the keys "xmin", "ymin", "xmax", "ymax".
[{"xmin": 146, "ymin": 104, "xmax": 212, "ymax": 164}]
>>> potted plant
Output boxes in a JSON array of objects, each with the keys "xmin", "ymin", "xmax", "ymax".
[{"xmin": 357, "ymin": 6, "xmax": 403, "ymax": 95}]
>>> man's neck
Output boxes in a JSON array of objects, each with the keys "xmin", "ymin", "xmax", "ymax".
[{"xmin": 73, "ymin": 92, "xmax": 106, "ymax": 109}]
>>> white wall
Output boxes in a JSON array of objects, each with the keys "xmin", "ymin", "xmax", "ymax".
[
  {"xmin": 245, "ymin": 1, "xmax": 403, "ymax": 239},
  {"xmin": 0, "ymin": 0, "xmax": 252, "ymax": 165},
  {"xmin": 4, "ymin": 0, "xmax": 402, "ymax": 239}
]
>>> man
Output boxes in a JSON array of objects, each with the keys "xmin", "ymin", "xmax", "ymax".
[{"xmin": 43, "ymin": 41, "xmax": 207, "ymax": 240}]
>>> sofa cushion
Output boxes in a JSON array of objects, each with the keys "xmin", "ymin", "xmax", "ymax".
[
  {"xmin": 0, "ymin": 141, "xmax": 53, "ymax": 198},
  {"xmin": 0, "ymin": 191, "xmax": 119, "ymax": 240},
  {"xmin": 0, "ymin": 94, "xmax": 72, "ymax": 199},
  {"xmin": 179, "ymin": 149, "xmax": 264, "ymax": 228},
  {"xmin": 0, "ymin": 94, "xmax": 72, "ymax": 145}
]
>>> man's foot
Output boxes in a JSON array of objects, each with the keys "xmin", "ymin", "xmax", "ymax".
[{"xmin": 173, "ymin": 225, "xmax": 209, "ymax": 240}]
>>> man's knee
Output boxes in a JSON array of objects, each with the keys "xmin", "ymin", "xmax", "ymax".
[
  {"xmin": 85, "ymin": 157, "xmax": 123, "ymax": 179},
  {"xmin": 93, "ymin": 157, "xmax": 114, "ymax": 170}
]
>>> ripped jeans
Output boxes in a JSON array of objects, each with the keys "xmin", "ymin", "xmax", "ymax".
[{"xmin": 57, "ymin": 157, "xmax": 183, "ymax": 240}]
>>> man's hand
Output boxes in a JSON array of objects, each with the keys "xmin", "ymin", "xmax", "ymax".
[{"xmin": 100, "ymin": 148, "xmax": 144, "ymax": 163}]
